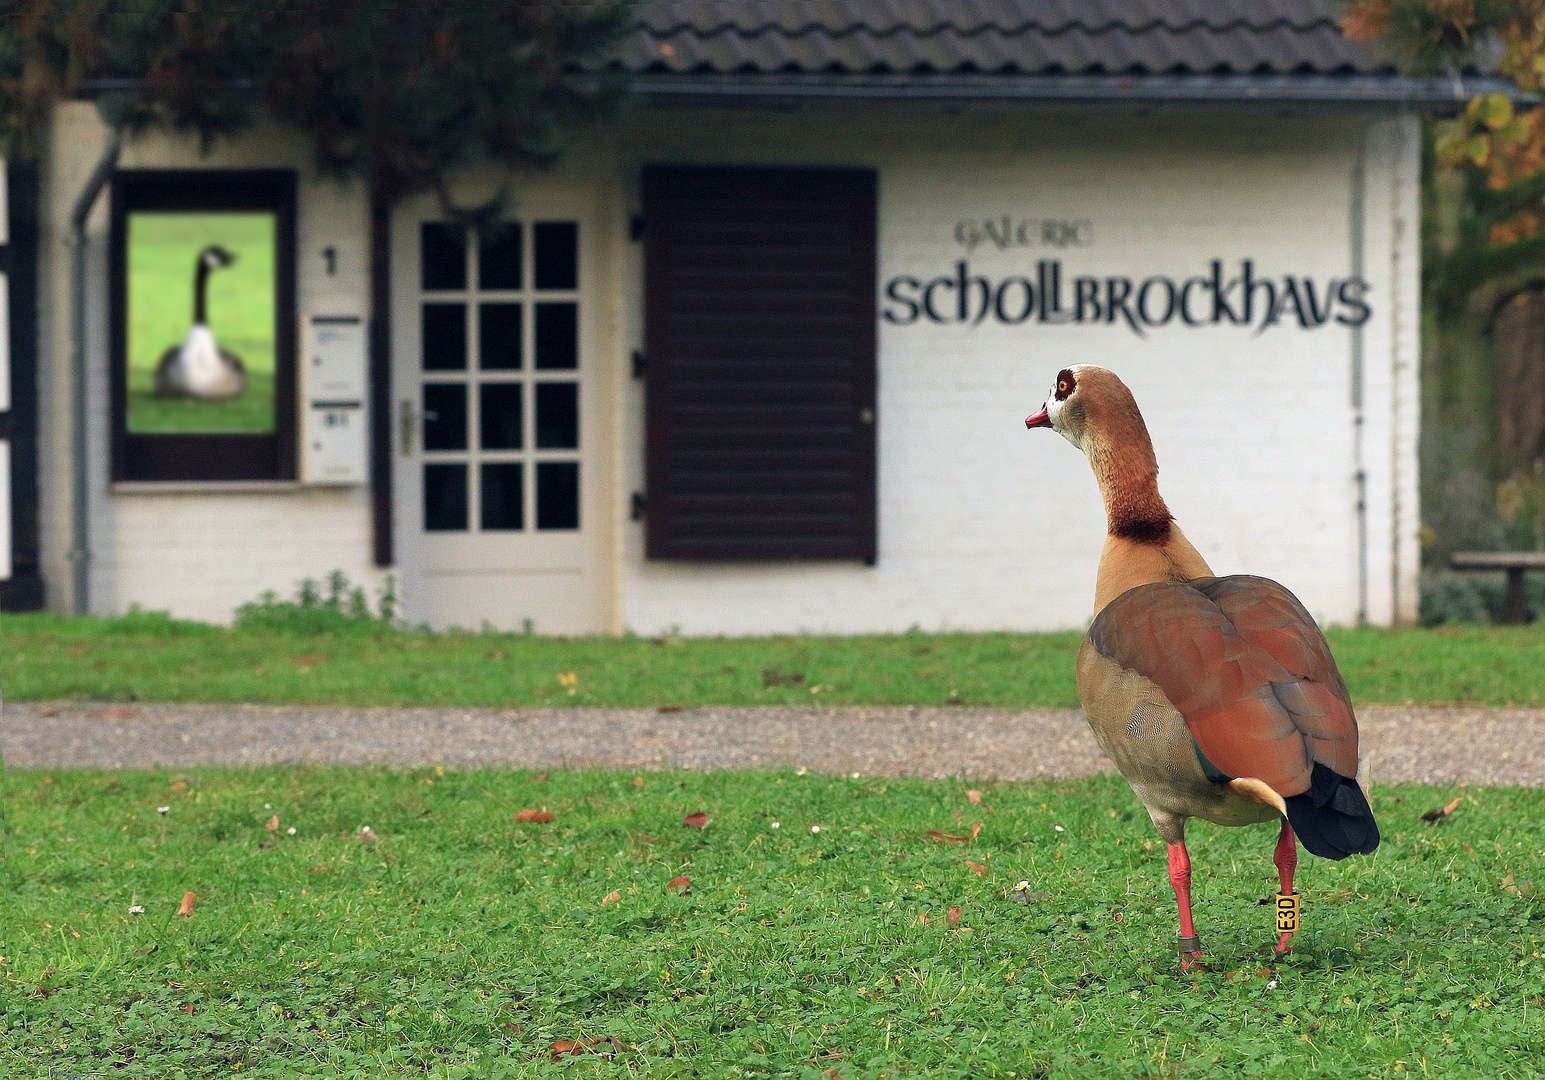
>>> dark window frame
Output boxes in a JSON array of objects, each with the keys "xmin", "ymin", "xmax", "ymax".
[{"xmin": 109, "ymin": 169, "xmax": 298, "ymax": 482}]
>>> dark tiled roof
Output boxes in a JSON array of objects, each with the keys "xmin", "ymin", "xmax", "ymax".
[{"xmin": 618, "ymin": 1, "xmax": 1386, "ymax": 77}]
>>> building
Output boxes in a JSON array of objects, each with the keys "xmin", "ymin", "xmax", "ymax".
[{"xmin": 0, "ymin": 2, "xmax": 1498, "ymax": 634}]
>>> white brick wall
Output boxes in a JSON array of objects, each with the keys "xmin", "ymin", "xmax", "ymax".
[
  {"xmin": 40, "ymin": 103, "xmax": 386, "ymax": 623},
  {"xmin": 37, "ymin": 103, "xmax": 1421, "ymax": 633}
]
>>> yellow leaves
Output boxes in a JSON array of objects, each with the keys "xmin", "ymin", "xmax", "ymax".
[
  {"xmin": 666, "ymin": 875, "xmax": 690, "ymax": 894},
  {"xmin": 1469, "ymin": 92, "xmax": 1515, "ymax": 131},
  {"xmin": 556, "ymin": 671, "xmax": 577, "ymax": 687},
  {"xmin": 965, "ymin": 860, "xmax": 987, "ymax": 876},
  {"xmin": 264, "ymin": 815, "xmax": 280, "ymax": 831},
  {"xmin": 601, "ymin": 890, "xmax": 621, "ymax": 906},
  {"xmin": 513, "ymin": 808, "xmax": 555, "ymax": 824}
]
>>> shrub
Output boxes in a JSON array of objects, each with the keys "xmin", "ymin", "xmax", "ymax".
[{"xmin": 233, "ymin": 571, "xmax": 398, "ymax": 634}]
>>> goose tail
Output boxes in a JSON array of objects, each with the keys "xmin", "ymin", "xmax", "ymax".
[{"xmin": 1284, "ymin": 761, "xmax": 1380, "ymax": 861}]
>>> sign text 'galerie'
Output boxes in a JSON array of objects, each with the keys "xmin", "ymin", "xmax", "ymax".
[{"xmin": 882, "ymin": 259, "xmax": 1372, "ymax": 336}]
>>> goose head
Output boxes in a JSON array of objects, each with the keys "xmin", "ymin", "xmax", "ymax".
[
  {"xmin": 1026, "ymin": 365, "xmax": 1170, "ymax": 541},
  {"xmin": 199, "ymin": 245, "xmax": 237, "ymax": 270},
  {"xmin": 1025, "ymin": 364, "xmax": 1149, "ymax": 452}
]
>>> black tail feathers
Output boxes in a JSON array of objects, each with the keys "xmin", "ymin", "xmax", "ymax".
[{"xmin": 1284, "ymin": 761, "xmax": 1380, "ymax": 861}]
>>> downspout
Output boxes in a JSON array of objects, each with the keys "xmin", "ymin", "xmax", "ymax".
[
  {"xmin": 1350, "ymin": 131, "xmax": 1368, "ymax": 627},
  {"xmin": 68, "ymin": 131, "xmax": 121, "ymax": 615}
]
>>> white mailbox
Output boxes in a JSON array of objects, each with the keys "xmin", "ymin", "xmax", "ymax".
[{"xmin": 301, "ymin": 315, "xmax": 366, "ymax": 484}]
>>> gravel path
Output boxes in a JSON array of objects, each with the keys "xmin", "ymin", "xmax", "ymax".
[{"xmin": 5, "ymin": 702, "xmax": 1545, "ymax": 786}]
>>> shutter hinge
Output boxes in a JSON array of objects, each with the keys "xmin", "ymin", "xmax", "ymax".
[
  {"xmin": 630, "ymin": 492, "xmax": 647, "ymax": 521},
  {"xmin": 631, "ymin": 350, "xmax": 646, "ymax": 378},
  {"xmin": 629, "ymin": 215, "xmax": 645, "ymax": 241}
]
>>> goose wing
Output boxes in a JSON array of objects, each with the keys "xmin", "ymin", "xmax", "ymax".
[{"xmin": 1087, "ymin": 575, "xmax": 1357, "ymax": 796}]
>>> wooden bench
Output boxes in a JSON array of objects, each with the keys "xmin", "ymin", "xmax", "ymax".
[{"xmin": 1449, "ymin": 551, "xmax": 1545, "ymax": 624}]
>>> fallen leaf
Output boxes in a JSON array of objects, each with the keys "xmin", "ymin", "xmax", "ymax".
[
  {"xmin": 966, "ymin": 789, "xmax": 983, "ymax": 804},
  {"xmin": 69, "ymin": 644, "xmax": 84, "ymax": 657},
  {"xmin": 657, "ymin": 704, "xmax": 684, "ymax": 713},
  {"xmin": 265, "ymin": 815, "xmax": 280, "ymax": 831},
  {"xmin": 291, "ymin": 654, "xmax": 321, "ymax": 668},
  {"xmin": 928, "ymin": 830, "xmax": 970, "ymax": 844},
  {"xmin": 683, "ymin": 812, "xmax": 709, "ymax": 829},
  {"xmin": 632, "ymin": 776, "xmax": 645, "ymax": 786},
  {"xmin": 531, "ymin": 772, "xmax": 549, "ymax": 782},
  {"xmin": 92, "ymin": 707, "xmax": 134, "ymax": 720},
  {"xmin": 762, "ymin": 668, "xmax": 804, "ymax": 688},
  {"xmin": 667, "ymin": 875, "xmax": 690, "ymax": 894},
  {"xmin": 916, "ymin": 911, "xmax": 927, "ymax": 925},
  {"xmin": 170, "ymin": 780, "xmax": 188, "ymax": 791},
  {"xmin": 1503, "ymin": 873, "xmax": 1516, "ymax": 890},
  {"xmin": 503, "ymin": 1021, "xmax": 526, "ymax": 1034},
  {"xmin": 947, "ymin": 906, "xmax": 962, "ymax": 928},
  {"xmin": 1422, "ymin": 797, "xmax": 1464, "ymax": 823},
  {"xmin": 1464, "ymin": 843, "xmax": 1474, "ymax": 854},
  {"xmin": 514, "ymin": 809, "xmax": 555, "ymax": 824},
  {"xmin": 970, "ymin": 822, "xmax": 983, "ymax": 840},
  {"xmin": 177, "ymin": 892, "xmax": 196, "ymax": 917},
  {"xmin": 824, "ymin": 1069, "xmax": 841, "ymax": 1079},
  {"xmin": 965, "ymin": 860, "xmax": 987, "ymax": 876},
  {"xmin": 549, "ymin": 1037, "xmax": 616, "ymax": 1061},
  {"xmin": 601, "ymin": 891, "xmax": 621, "ymax": 906},
  {"xmin": 181, "ymin": 1003, "xmax": 195, "ymax": 1015}
]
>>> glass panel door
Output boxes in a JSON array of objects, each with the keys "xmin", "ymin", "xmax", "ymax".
[{"xmin": 396, "ymin": 203, "xmax": 602, "ymax": 634}]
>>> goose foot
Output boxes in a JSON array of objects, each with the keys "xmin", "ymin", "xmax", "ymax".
[{"xmin": 1274, "ymin": 931, "xmax": 1294, "ymax": 954}]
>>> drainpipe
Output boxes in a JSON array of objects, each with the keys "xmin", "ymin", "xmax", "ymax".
[
  {"xmin": 68, "ymin": 131, "xmax": 121, "ymax": 616},
  {"xmin": 1350, "ymin": 132, "xmax": 1368, "ymax": 627}
]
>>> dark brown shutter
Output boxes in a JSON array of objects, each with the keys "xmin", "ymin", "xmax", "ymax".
[{"xmin": 643, "ymin": 166, "xmax": 877, "ymax": 562}]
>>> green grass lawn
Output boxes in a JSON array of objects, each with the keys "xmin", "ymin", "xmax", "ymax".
[
  {"xmin": 4, "ymin": 766, "xmax": 1543, "ymax": 1077},
  {"xmin": 8, "ymin": 612, "xmax": 1545, "ymax": 707},
  {"xmin": 127, "ymin": 211, "xmax": 276, "ymax": 434}
]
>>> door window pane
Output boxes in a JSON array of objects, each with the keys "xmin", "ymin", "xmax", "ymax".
[
  {"xmin": 534, "ymin": 302, "xmax": 577, "ymax": 369},
  {"xmin": 534, "ymin": 221, "xmax": 577, "ymax": 290},
  {"xmin": 535, "ymin": 382, "xmax": 578, "ymax": 449},
  {"xmin": 421, "ymin": 223, "xmax": 466, "ymax": 290},
  {"xmin": 480, "ymin": 383, "xmax": 523, "ymax": 450},
  {"xmin": 422, "ymin": 303, "xmax": 467, "ymax": 370},
  {"xmin": 422, "ymin": 383, "xmax": 467, "ymax": 450},
  {"xmin": 480, "ymin": 462, "xmax": 524, "ymax": 530},
  {"xmin": 536, "ymin": 461, "xmax": 579, "ymax": 530},
  {"xmin": 424, "ymin": 463, "xmax": 468, "ymax": 531},
  {"xmin": 478, "ymin": 303, "xmax": 522, "ymax": 370},
  {"xmin": 478, "ymin": 223, "xmax": 522, "ymax": 290}
]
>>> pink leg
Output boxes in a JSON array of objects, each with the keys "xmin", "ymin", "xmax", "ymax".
[
  {"xmin": 1274, "ymin": 821, "xmax": 1298, "ymax": 954},
  {"xmin": 1167, "ymin": 841, "xmax": 1203, "ymax": 971}
]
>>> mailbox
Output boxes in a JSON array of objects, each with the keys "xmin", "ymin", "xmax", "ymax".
[{"xmin": 301, "ymin": 315, "xmax": 366, "ymax": 484}]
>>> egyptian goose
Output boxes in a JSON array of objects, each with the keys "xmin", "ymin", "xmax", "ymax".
[
  {"xmin": 1026, "ymin": 365, "xmax": 1378, "ymax": 969},
  {"xmin": 155, "ymin": 244, "xmax": 246, "ymax": 401}
]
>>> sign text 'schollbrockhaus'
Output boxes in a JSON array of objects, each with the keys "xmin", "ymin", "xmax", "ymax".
[{"xmin": 881, "ymin": 259, "xmax": 1371, "ymax": 336}]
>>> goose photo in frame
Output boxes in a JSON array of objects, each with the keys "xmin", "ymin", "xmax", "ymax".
[
  {"xmin": 126, "ymin": 210, "xmax": 275, "ymax": 433},
  {"xmin": 110, "ymin": 170, "xmax": 296, "ymax": 481}
]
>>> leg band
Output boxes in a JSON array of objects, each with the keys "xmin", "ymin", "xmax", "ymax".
[{"xmin": 1177, "ymin": 935, "xmax": 1202, "ymax": 953}]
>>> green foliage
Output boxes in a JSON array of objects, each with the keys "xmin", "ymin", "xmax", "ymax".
[
  {"xmin": 15, "ymin": 614, "xmax": 1545, "ymax": 705},
  {"xmin": 232, "ymin": 571, "xmax": 398, "ymax": 635},
  {"xmin": 6, "ymin": 765, "xmax": 1545, "ymax": 1076},
  {"xmin": 0, "ymin": 1, "xmax": 636, "ymax": 208}
]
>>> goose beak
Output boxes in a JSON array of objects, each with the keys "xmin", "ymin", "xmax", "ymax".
[{"xmin": 1025, "ymin": 405, "xmax": 1051, "ymax": 429}]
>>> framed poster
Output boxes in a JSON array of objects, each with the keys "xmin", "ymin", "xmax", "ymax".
[{"xmin": 110, "ymin": 170, "xmax": 297, "ymax": 481}]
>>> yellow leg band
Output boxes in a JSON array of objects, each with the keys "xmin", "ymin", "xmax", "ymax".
[{"xmin": 1275, "ymin": 892, "xmax": 1299, "ymax": 933}]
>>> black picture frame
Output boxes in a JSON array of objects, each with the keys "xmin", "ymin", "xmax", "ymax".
[{"xmin": 110, "ymin": 170, "xmax": 297, "ymax": 481}]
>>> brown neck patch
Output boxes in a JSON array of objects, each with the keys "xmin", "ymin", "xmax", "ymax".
[{"xmin": 1112, "ymin": 513, "xmax": 1173, "ymax": 544}]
